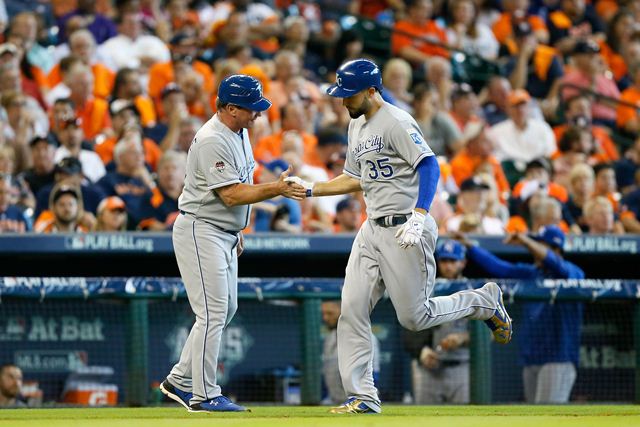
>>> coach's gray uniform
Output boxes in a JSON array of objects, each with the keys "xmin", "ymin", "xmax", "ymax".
[
  {"xmin": 411, "ymin": 320, "xmax": 470, "ymax": 404},
  {"xmin": 338, "ymin": 102, "xmax": 499, "ymax": 412},
  {"xmin": 167, "ymin": 114, "xmax": 254, "ymax": 405}
]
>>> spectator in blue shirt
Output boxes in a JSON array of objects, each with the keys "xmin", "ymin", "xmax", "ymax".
[
  {"xmin": 253, "ymin": 159, "xmax": 302, "ymax": 233},
  {"xmin": 35, "ymin": 157, "xmax": 105, "ymax": 218},
  {"xmin": 454, "ymin": 225, "xmax": 584, "ymax": 403},
  {"xmin": 614, "ymin": 137, "xmax": 640, "ymax": 194},
  {"xmin": 0, "ymin": 175, "xmax": 30, "ymax": 233},
  {"xmin": 97, "ymin": 135, "xmax": 154, "ymax": 228}
]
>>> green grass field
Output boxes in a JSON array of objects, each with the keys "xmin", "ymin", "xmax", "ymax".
[{"xmin": 1, "ymin": 405, "xmax": 639, "ymax": 427}]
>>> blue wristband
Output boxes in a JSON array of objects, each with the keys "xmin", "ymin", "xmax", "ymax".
[{"xmin": 306, "ymin": 188, "xmax": 313, "ymax": 198}]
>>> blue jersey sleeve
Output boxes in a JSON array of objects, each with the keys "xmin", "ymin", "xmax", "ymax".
[
  {"xmin": 415, "ymin": 155, "xmax": 439, "ymax": 211},
  {"xmin": 468, "ymin": 245, "xmax": 539, "ymax": 279},
  {"xmin": 542, "ymin": 250, "xmax": 585, "ymax": 279}
]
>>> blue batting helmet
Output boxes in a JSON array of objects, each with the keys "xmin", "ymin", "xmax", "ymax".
[
  {"xmin": 326, "ymin": 59, "xmax": 382, "ymax": 98},
  {"xmin": 217, "ymin": 74, "xmax": 272, "ymax": 112}
]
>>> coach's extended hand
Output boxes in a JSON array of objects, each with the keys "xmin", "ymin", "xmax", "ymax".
[{"xmin": 279, "ymin": 167, "xmax": 307, "ymax": 200}]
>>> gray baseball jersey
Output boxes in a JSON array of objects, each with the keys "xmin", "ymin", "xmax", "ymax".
[
  {"xmin": 336, "ymin": 102, "xmax": 502, "ymax": 413},
  {"xmin": 167, "ymin": 113, "xmax": 250, "ymax": 405},
  {"xmin": 179, "ymin": 114, "xmax": 255, "ymax": 230},
  {"xmin": 344, "ymin": 102, "xmax": 433, "ymax": 219}
]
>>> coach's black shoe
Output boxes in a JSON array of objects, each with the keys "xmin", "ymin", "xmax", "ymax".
[
  {"xmin": 159, "ymin": 379, "xmax": 192, "ymax": 410},
  {"xmin": 189, "ymin": 395, "xmax": 250, "ymax": 412}
]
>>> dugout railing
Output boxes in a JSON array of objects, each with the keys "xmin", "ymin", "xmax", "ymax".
[{"xmin": 1, "ymin": 277, "xmax": 639, "ymax": 406}]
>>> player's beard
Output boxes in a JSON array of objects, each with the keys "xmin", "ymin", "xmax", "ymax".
[{"xmin": 347, "ymin": 97, "xmax": 370, "ymax": 119}]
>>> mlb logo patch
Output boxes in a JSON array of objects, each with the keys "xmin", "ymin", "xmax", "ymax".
[{"xmin": 215, "ymin": 161, "xmax": 225, "ymax": 172}]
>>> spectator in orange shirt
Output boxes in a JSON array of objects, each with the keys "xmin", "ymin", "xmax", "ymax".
[
  {"xmin": 450, "ymin": 121, "xmax": 510, "ymax": 198},
  {"xmin": 616, "ymin": 60, "xmax": 640, "ymax": 136},
  {"xmin": 176, "ymin": 68, "xmax": 213, "ymax": 121},
  {"xmin": 112, "ymin": 67, "xmax": 157, "ymax": 128},
  {"xmin": 554, "ymin": 94, "xmax": 619, "ymax": 162},
  {"xmin": 34, "ymin": 184, "xmax": 88, "ymax": 233},
  {"xmin": 492, "ymin": 0, "xmax": 549, "ymax": 46},
  {"xmin": 547, "ymin": 0, "xmax": 605, "ymax": 55},
  {"xmin": 167, "ymin": 0, "xmax": 199, "ymax": 34},
  {"xmin": 47, "ymin": 30, "xmax": 114, "ymax": 100},
  {"xmin": 254, "ymin": 101, "xmax": 322, "ymax": 168},
  {"xmin": 95, "ymin": 100, "xmax": 163, "ymax": 171},
  {"xmin": 505, "ymin": 21, "xmax": 564, "ymax": 108},
  {"xmin": 207, "ymin": 9, "xmax": 270, "ymax": 65},
  {"xmin": 66, "ymin": 63, "xmax": 112, "ymax": 141},
  {"xmin": 148, "ymin": 31, "xmax": 214, "ymax": 114},
  {"xmin": 599, "ymin": 10, "xmax": 635, "ymax": 84},
  {"xmin": 512, "ymin": 158, "xmax": 569, "ymax": 204},
  {"xmin": 449, "ymin": 82, "xmax": 480, "ymax": 132},
  {"xmin": 391, "ymin": 0, "xmax": 449, "ymax": 67},
  {"xmin": 93, "ymin": 196, "xmax": 128, "ymax": 232}
]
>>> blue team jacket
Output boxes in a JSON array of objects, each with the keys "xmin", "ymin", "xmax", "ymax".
[{"xmin": 468, "ymin": 246, "xmax": 584, "ymax": 366}]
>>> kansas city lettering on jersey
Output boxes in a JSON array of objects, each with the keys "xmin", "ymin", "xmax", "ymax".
[{"xmin": 352, "ymin": 134, "xmax": 385, "ymax": 160}]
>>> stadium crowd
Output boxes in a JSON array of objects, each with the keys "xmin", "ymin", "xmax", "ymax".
[{"xmin": 0, "ymin": 0, "xmax": 639, "ymax": 236}]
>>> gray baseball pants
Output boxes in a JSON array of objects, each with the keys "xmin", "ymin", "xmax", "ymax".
[
  {"xmin": 411, "ymin": 359, "xmax": 470, "ymax": 404},
  {"xmin": 167, "ymin": 213, "xmax": 239, "ymax": 405},
  {"xmin": 338, "ymin": 216, "xmax": 499, "ymax": 412},
  {"xmin": 523, "ymin": 362, "xmax": 577, "ymax": 403}
]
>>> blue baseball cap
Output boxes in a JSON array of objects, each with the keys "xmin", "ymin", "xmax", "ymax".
[
  {"xmin": 326, "ymin": 58, "xmax": 382, "ymax": 98},
  {"xmin": 264, "ymin": 159, "xmax": 289, "ymax": 175},
  {"xmin": 531, "ymin": 225, "xmax": 565, "ymax": 250},
  {"xmin": 436, "ymin": 240, "xmax": 467, "ymax": 261},
  {"xmin": 218, "ymin": 74, "xmax": 272, "ymax": 112}
]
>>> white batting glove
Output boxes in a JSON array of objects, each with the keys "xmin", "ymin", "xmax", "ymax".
[
  {"xmin": 395, "ymin": 210, "xmax": 426, "ymax": 249},
  {"xmin": 284, "ymin": 176, "xmax": 314, "ymax": 197}
]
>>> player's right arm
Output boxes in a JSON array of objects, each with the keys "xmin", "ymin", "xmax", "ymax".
[{"xmin": 311, "ymin": 174, "xmax": 362, "ymax": 197}]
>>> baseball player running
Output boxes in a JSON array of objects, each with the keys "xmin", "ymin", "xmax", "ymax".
[
  {"xmin": 287, "ymin": 59, "xmax": 512, "ymax": 414},
  {"xmin": 160, "ymin": 75, "xmax": 306, "ymax": 412}
]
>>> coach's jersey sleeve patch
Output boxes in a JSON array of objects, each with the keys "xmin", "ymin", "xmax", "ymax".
[{"xmin": 198, "ymin": 139, "xmax": 241, "ymax": 190}]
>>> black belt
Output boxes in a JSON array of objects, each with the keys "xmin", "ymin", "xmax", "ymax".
[
  {"xmin": 440, "ymin": 360, "xmax": 467, "ymax": 368},
  {"xmin": 180, "ymin": 210, "xmax": 239, "ymax": 236},
  {"xmin": 373, "ymin": 215, "xmax": 409, "ymax": 227}
]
